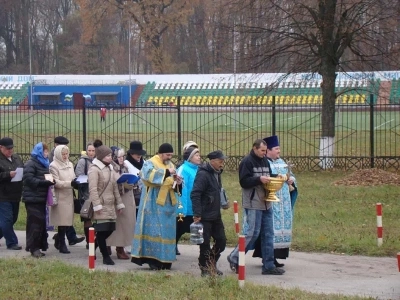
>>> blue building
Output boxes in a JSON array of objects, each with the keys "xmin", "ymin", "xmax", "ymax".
[{"xmin": 29, "ymin": 84, "xmax": 137, "ymax": 109}]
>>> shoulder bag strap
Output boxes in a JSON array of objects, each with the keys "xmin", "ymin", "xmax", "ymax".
[{"xmin": 98, "ymin": 168, "xmax": 111, "ymax": 198}]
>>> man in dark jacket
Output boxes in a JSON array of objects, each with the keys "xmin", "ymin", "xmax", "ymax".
[
  {"xmin": 191, "ymin": 150, "xmax": 228, "ymax": 276},
  {"xmin": 0, "ymin": 137, "xmax": 24, "ymax": 250},
  {"xmin": 227, "ymin": 139, "xmax": 285, "ymax": 275}
]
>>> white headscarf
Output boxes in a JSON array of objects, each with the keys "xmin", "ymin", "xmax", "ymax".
[{"xmin": 54, "ymin": 145, "xmax": 70, "ymax": 166}]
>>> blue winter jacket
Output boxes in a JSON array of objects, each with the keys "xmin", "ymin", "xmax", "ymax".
[{"xmin": 176, "ymin": 160, "xmax": 198, "ymax": 217}]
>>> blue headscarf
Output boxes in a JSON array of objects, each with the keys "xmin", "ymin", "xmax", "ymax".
[{"xmin": 31, "ymin": 142, "xmax": 49, "ymax": 168}]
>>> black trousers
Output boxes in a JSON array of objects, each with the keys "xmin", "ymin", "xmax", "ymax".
[
  {"xmin": 94, "ymin": 222, "xmax": 115, "ymax": 257},
  {"xmin": 25, "ymin": 202, "xmax": 48, "ymax": 252},
  {"xmin": 198, "ymin": 219, "xmax": 226, "ymax": 269}
]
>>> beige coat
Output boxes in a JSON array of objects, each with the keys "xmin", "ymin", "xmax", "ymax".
[
  {"xmin": 49, "ymin": 146, "xmax": 75, "ymax": 226},
  {"xmin": 107, "ymin": 164, "xmax": 136, "ymax": 247},
  {"xmin": 89, "ymin": 158, "xmax": 124, "ymax": 220}
]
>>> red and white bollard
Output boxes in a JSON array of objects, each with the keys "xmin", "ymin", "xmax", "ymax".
[
  {"xmin": 238, "ymin": 235, "xmax": 245, "ymax": 288},
  {"xmin": 376, "ymin": 203, "xmax": 383, "ymax": 247},
  {"xmin": 88, "ymin": 227, "xmax": 95, "ymax": 272},
  {"xmin": 233, "ymin": 201, "xmax": 240, "ymax": 236},
  {"xmin": 397, "ymin": 253, "xmax": 400, "ymax": 272}
]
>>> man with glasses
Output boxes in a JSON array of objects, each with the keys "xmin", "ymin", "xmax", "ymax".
[{"xmin": 0, "ymin": 137, "xmax": 24, "ymax": 250}]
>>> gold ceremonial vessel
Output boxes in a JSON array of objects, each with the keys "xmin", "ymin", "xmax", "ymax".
[{"xmin": 263, "ymin": 175, "xmax": 286, "ymax": 202}]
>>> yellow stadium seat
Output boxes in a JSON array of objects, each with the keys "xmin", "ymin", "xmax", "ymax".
[
  {"xmin": 342, "ymin": 95, "xmax": 348, "ymax": 104},
  {"xmin": 348, "ymin": 95, "xmax": 354, "ymax": 104},
  {"xmin": 360, "ymin": 95, "xmax": 366, "ymax": 103},
  {"xmin": 307, "ymin": 95, "xmax": 313, "ymax": 104},
  {"xmin": 267, "ymin": 96, "xmax": 273, "ymax": 105},
  {"xmin": 295, "ymin": 95, "xmax": 302, "ymax": 104}
]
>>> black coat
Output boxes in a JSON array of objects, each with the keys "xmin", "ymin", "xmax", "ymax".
[
  {"xmin": 191, "ymin": 163, "xmax": 222, "ymax": 221},
  {"xmin": 0, "ymin": 152, "xmax": 24, "ymax": 202},
  {"xmin": 22, "ymin": 157, "xmax": 51, "ymax": 204}
]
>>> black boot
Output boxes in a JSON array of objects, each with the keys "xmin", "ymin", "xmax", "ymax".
[
  {"xmin": 58, "ymin": 226, "xmax": 71, "ymax": 254},
  {"xmin": 53, "ymin": 233, "xmax": 60, "ymax": 250},
  {"xmin": 103, "ymin": 255, "xmax": 115, "ymax": 265},
  {"xmin": 213, "ymin": 262, "xmax": 223, "ymax": 276},
  {"xmin": 274, "ymin": 258, "xmax": 285, "ymax": 268}
]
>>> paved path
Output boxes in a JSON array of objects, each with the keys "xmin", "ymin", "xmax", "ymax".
[{"xmin": 1, "ymin": 231, "xmax": 399, "ymax": 300}]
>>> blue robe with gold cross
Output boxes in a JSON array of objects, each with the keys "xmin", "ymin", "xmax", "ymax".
[{"xmin": 131, "ymin": 155, "xmax": 177, "ymax": 264}]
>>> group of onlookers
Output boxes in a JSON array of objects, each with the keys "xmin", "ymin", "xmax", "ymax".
[{"xmin": 0, "ymin": 135, "xmax": 297, "ymax": 276}]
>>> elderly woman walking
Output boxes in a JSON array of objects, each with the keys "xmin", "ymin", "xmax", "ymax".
[
  {"xmin": 106, "ymin": 146, "xmax": 136, "ymax": 260},
  {"xmin": 89, "ymin": 144, "xmax": 125, "ymax": 265},
  {"xmin": 49, "ymin": 145, "xmax": 77, "ymax": 254},
  {"xmin": 23, "ymin": 142, "xmax": 55, "ymax": 258}
]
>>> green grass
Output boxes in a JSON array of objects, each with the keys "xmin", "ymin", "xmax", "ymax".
[
  {"xmin": 1, "ymin": 109, "xmax": 399, "ymax": 158},
  {"xmin": 15, "ymin": 170, "xmax": 400, "ymax": 257},
  {"xmin": 0, "ymin": 258, "xmax": 374, "ymax": 300}
]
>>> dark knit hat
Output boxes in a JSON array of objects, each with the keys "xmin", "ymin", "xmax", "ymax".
[
  {"xmin": 183, "ymin": 147, "xmax": 199, "ymax": 161},
  {"xmin": 96, "ymin": 145, "xmax": 112, "ymax": 161},
  {"xmin": 54, "ymin": 136, "xmax": 69, "ymax": 145},
  {"xmin": 158, "ymin": 143, "xmax": 174, "ymax": 154}
]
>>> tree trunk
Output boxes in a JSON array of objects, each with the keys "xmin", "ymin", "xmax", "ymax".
[{"xmin": 319, "ymin": 63, "xmax": 337, "ymax": 169}]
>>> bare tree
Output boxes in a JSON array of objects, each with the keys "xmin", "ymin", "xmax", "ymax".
[
  {"xmin": 111, "ymin": 0, "xmax": 192, "ymax": 74},
  {"xmin": 226, "ymin": 0, "xmax": 400, "ymax": 167}
]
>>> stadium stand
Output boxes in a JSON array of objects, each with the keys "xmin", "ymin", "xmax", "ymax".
[
  {"xmin": 138, "ymin": 79, "xmax": 378, "ymax": 106},
  {"xmin": 389, "ymin": 79, "xmax": 400, "ymax": 104},
  {"xmin": 0, "ymin": 82, "xmax": 29, "ymax": 107}
]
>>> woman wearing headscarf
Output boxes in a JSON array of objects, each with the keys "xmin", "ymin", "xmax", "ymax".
[
  {"xmin": 89, "ymin": 144, "xmax": 125, "ymax": 265},
  {"xmin": 106, "ymin": 146, "xmax": 136, "ymax": 260},
  {"xmin": 49, "ymin": 145, "xmax": 77, "ymax": 254},
  {"xmin": 175, "ymin": 146, "xmax": 201, "ymax": 255},
  {"xmin": 22, "ymin": 142, "xmax": 55, "ymax": 258},
  {"xmin": 75, "ymin": 142, "xmax": 96, "ymax": 249}
]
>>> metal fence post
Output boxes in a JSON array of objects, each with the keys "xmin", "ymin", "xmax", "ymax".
[
  {"xmin": 370, "ymin": 94, "xmax": 374, "ymax": 168},
  {"xmin": 177, "ymin": 96, "xmax": 182, "ymax": 157},
  {"xmin": 272, "ymin": 95, "xmax": 276, "ymax": 135},
  {"xmin": 82, "ymin": 101, "xmax": 87, "ymax": 151}
]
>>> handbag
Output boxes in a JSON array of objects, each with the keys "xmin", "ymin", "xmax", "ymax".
[
  {"xmin": 80, "ymin": 169, "xmax": 111, "ymax": 219},
  {"xmin": 46, "ymin": 186, "xmax": 57, "ymax": 206},
  {"xmin": 80, "ymin": 199, "xmax": 93, "ymax": 219},
  {"xmin": 73, "ymin": 190, "xmax": 84, "ymax": 214}
]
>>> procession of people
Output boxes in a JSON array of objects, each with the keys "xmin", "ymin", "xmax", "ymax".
[{"xmin": 0, "ymin": 136, "xmax": 297, "ymax": 276}]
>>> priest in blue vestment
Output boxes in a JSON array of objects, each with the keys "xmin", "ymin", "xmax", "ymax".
[{"xmin": 131, "ymin": 143, "xmax": 182, "ymax": 270}]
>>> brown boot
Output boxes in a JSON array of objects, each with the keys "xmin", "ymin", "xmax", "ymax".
[{"xmin": 116, "ymin": 247, "xmax": 129, "ymax": 260}]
